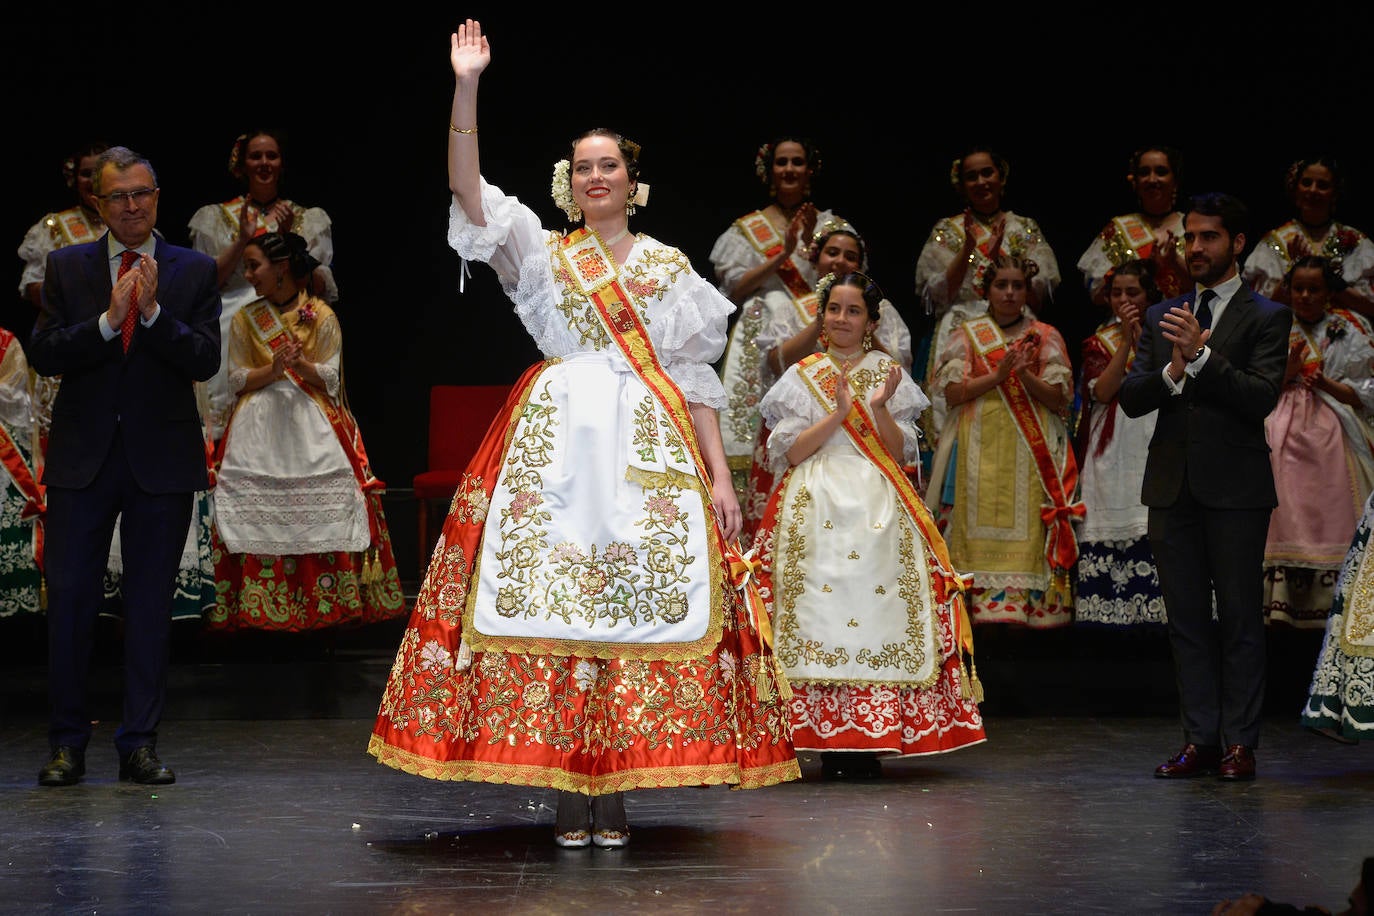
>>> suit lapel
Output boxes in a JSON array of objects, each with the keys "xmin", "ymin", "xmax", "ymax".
[
  {"xmin": 153, "ymin": 239, "xmax": 181, "ymax": 309},
  {"xmin": 1208, "ymin": 285, "xmax": 1252, "ymax": 353},
  {"xmin": 86, "ymin": 235, "xmax": 115, "ymax": 312}
]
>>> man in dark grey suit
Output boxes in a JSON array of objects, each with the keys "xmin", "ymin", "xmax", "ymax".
[
  {"xmin": 1119, "ymin": 192, "xmax": 1291, "ymax": 781},
  {"xmin": 29, "ymin": 146, "xmax": 221, "ymax": 787}
]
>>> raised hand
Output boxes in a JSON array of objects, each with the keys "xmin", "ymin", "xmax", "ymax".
[
  {"xmin": 798, "ymin": 202, "xmax": 818, "ymax": 244},
  {"xmin": 995, "ymin": 344, "xmax": 1025, "ymax": 382},
  {"xmin": 987, "ymin": 216, "xmax": 1007, "ymax": 256},
  {"xmin": 264, "ymin": 199, "xmax": 294, "ymax": 233},
  {"xmin": 961, "ymin": 209, "xmax": 978, "ymax": 253},
  {"xmin": 269, "ymin": 344, "xmax": 290, "ymax": 380},
  {"xmin": 1284, "ymin": 339, "xmax": 1308, "ymax": 383},
  {"xmin": 869, "ymin": 363, "xmax": 901, "ymax": 409},
  {"xmin": 451, "ymin": 18, "xmax": 491, "ymax": 81},
  {"xmin": 834, "ymin": 371, "xmax": 854, "ymax": 416},
  {"xmin": 108, "ymin": 253, "xmax": 159, "ymax": 327},
  {"xmin": 108, "ymin": 266, "xmax": 138, "ymax": 329},
  {"xmin": 1156, "ymin": 229, "xmax": 1186, "ymax": 275},
  {"xmin": 1161, "ymin": 303, "xmax": 1210, "ymax": 355},
  {"xmin": 131, "ymin": 254, "xmax": 159, "ymax": 318},
  {"xmin": 782, "ymin": 210, "xmax": 804, "ymax": 255},
  {"xmin": 1123, "ymin": 308, "xmax": 1143, "ymax": 346},
  {"xmin": 237, "ymin": 199, "xmax": 259, "ymax": 238},
  {"xmin": 283, "ymin": 336, "xmax": 304, "ymax": 367}
]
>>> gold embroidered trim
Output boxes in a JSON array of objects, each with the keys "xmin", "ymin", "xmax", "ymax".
[{"xmin": 367, "ymin": 734, "xmax": 800, "ymax": 791}]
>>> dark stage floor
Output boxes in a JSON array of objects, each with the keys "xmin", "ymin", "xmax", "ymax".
[{"xmin": 1, "ymin": 617, "xmax": 1369, "ymax": 915}]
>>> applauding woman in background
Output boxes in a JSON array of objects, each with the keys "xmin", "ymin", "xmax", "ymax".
[{"xmin": 209, "ymin": 232, "xmax": 403, "ymax": 634}]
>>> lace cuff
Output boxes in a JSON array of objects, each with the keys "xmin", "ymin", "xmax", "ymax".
[
  {"xmin": 315, "ymin": 362, "xmax": 340, "ymax": 399},
  {"xmin": 667, "ymin": 361, "xmax": 726, "ymax": 408},
  {"xmin": 446, "ymin": 181, "xmax": 519, "ymax": 264}
]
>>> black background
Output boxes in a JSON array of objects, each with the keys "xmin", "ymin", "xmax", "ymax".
[{"xmin": 9, "ymin": 9, "xmax": 1373, "ymax": 503}]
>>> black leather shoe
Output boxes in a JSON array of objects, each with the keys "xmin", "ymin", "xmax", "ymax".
[
  {"xmin": 1154, "ymin": 743, "xmax": 1221, "ymax": 778},
  {"xmin": 38, "ymin": 746, "xmax": 86, "ymax": 786},
  {"xmin": 119, "ymin": 746, "xmax": 176, "ymax": 785}
]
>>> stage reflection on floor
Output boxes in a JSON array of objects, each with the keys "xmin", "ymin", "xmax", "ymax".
[{"xmin": 2, "ymin": 618, "xmax": 1367, "ymax": 915}]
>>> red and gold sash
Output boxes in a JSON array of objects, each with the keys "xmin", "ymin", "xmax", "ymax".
[
  {"xmin": 0, "ymin": 333, "xmax": 44, "ymax": 575},
  {"xmin": 1084, "ymin": 320, "xmax": 1134, "ymax": 459},
  {"xmin": 1110, "ymin": 214, "xmax": 1155, "ymax": 257},
  {"xmin": 1330, "ymin": 307, "xmax": 1369, "ymax": 332},
  {"xmin": 560, "ymin": 227, "xmax": 783, "ymax": 694},
  {"xmin": 1101, "ymin": 215, "xmax": 1186, "ymax": 299},
  {"xmin": 1093, "ymin": 320, "xmax": 1133, "ymax": 366},
  {"xmin": 222, "ymin": 299, "xmax": 384, "ymax": 544},
  {"xmin": 217, "ymin": 196, "xmax": 299, "ymax": 240},
  {"xmin": 795, "ymin": 352, "xmax": 980, "ymax": 698},
  {"xmin": 965, "ymin": 218, "xmax": 1006, "ymax": 261},
  {"xmin": 736, "ymin": 210, "xmax": 811, "ymax": 300},
  {"xmin": 786, "ymin": 290, "xmax": 820, "ymax": 326},
  {"xmin": 558, "ymin": 230, "xmax": 711, "ymax": 482},
  {"xmin": 0, "ymin": 421, "xmax": 43, "ymax": 523},
  {"xmin": 1293, "ymin": 308, "xmax": 1372, "ymax": 382},
  {"xmin": 964, "ymin": 315, "xmax": 1083, "ymax": 578},
  {"xmin": 49, "ymin": 207, "xmax": 102, "ymax": 247}
]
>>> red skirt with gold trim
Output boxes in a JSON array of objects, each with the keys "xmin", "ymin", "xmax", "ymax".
[{"xmin": 368, "ymin": 362, "xmax": 800, "ymax": 794}]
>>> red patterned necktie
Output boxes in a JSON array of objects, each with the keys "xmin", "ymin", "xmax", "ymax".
[{"xmin": 118, "ymin": 249, "xmax": 139, "ymax": 352}]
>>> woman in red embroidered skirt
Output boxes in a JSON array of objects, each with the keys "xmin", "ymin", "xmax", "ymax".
[{"xmin": 367, "ymin": 19, "xmax": 799, "ymax": 850}]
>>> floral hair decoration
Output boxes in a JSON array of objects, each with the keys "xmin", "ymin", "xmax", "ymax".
[
  {"xmin": 227, "ymin": 133, "xmax": 249, "ymax": 180},
  {"xmin": 753, "ymin": 143, "xmax": 774, "ymax": 184},
  {"xmin": 552, "ymin": 159, "xmax": 580, "ymax": 221},
  {"xmin": 814, "ymin": 271, "xmax": 839, "ymax": 304}
]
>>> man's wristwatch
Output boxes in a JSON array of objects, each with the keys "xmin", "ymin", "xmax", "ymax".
[{"xmin": 1188, "ymin": 345, "xmax": 1206, "ymax": 363}]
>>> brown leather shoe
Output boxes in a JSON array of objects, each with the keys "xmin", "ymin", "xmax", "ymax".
[
  {"xmin": 1154, "ymin": 743, "xmax": 1221, "ymax": 778},
  {"xmin": 1218, "ymin": 745, "xmax": 1256, "ymax": 782}
]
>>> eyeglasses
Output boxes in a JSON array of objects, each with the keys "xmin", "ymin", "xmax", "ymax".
[{"xmin": 99, "ymin": 188, "xmax": 158, "ymax": 207}]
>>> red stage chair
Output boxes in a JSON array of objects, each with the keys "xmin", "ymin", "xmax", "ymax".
[{"xmin": 412, "ymin": 383, "xmax": 512, "ymax": 583}]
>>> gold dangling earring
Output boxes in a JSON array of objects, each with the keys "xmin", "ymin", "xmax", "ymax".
[
  {"xmin": 863, "ymin": 328, "xmax": 874, "ymax": 352},
  {"xmin": 819, "ymin": 328, "xmax": 830, "ymax": 350}
]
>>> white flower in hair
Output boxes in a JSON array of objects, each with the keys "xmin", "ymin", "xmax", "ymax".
[
  {"xmin": 551, "ymin": 159, "xmax": 581, "ymax": 222},
  {"xmin": 815, "ymin": 271, "xmax": 839, "ymax": 303}
]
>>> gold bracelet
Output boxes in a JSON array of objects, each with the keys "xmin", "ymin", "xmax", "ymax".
[{"xmin": 449, "ymin": 123, "xmax": 478, "ymax": 135}]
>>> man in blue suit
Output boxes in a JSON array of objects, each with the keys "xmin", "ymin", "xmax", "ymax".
[
  {"xmin": 29, "ymin": 146, "xmax": 221, "ymax": 786},
  {"xmin": 1119, "ymin": 192, "xmax": 1291, "ymax": 782}
]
